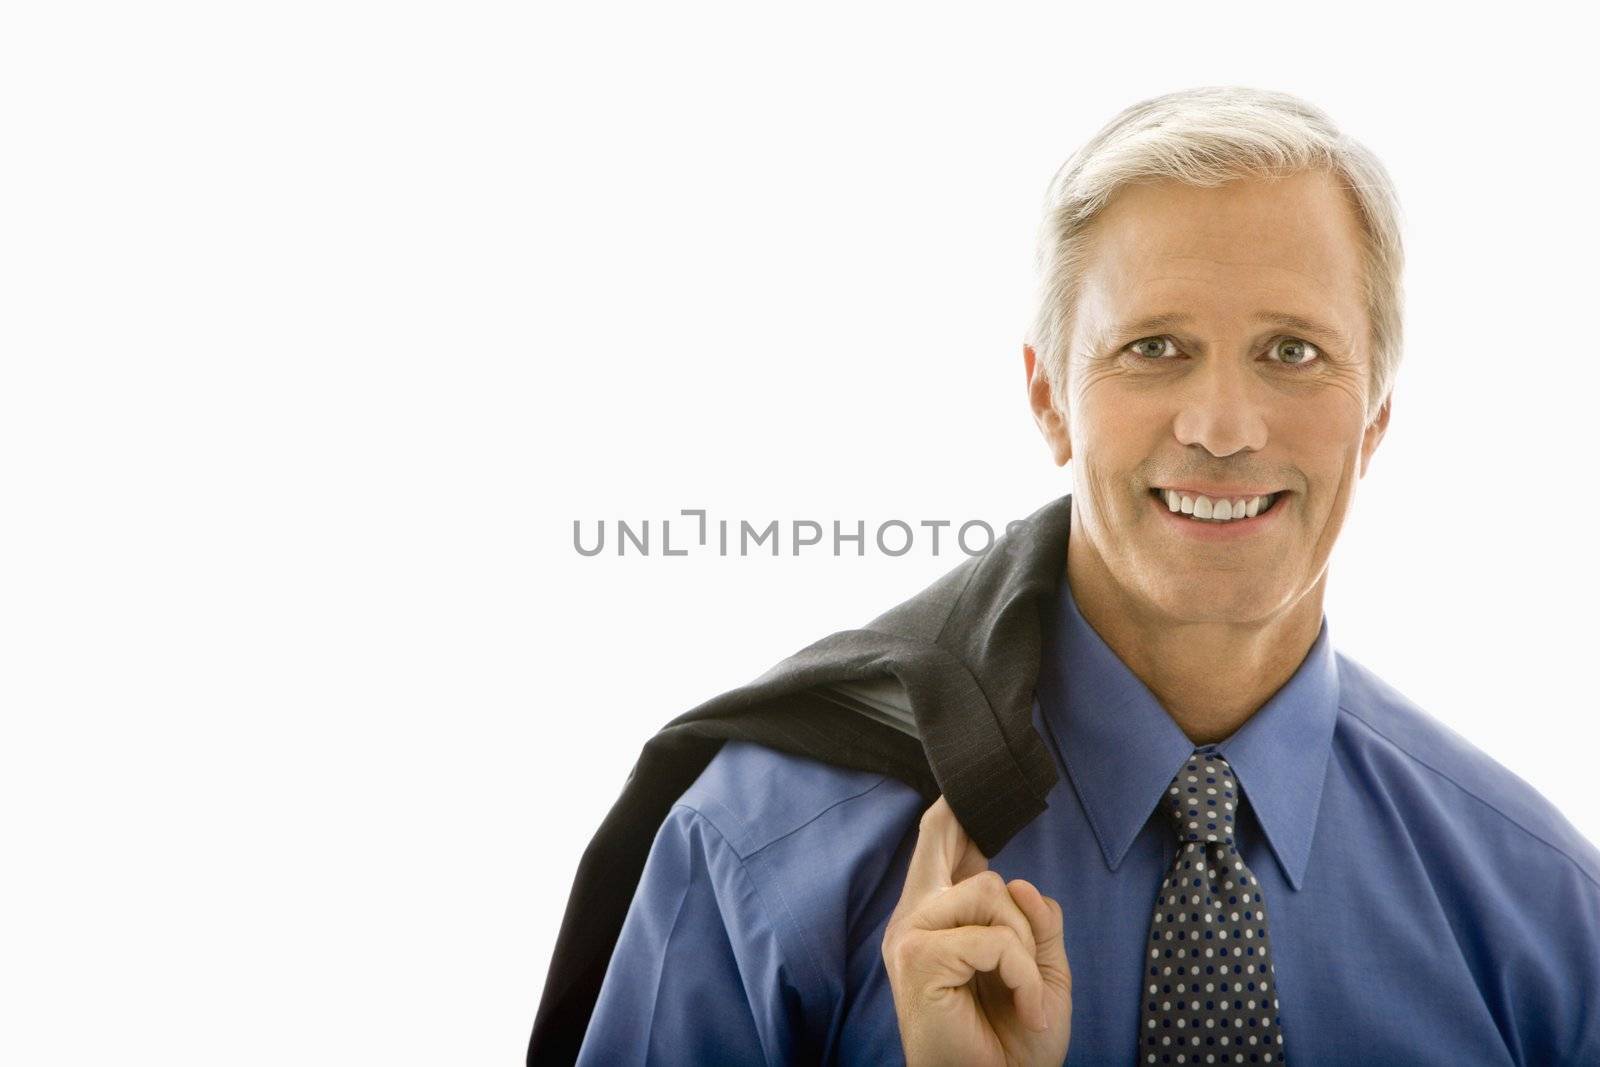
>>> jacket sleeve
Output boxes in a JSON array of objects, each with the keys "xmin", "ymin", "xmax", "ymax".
[{"xmin": 574, "ymin": 803, "xmax": 799, "ymax": 1066}]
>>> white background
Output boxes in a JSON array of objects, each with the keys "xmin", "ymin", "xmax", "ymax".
[{"xmin": 4, "ymin": 3, "xmax": 1597, "ymax": 1063}]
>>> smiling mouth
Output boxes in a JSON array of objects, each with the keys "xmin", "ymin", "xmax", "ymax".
[{"xmin": 1148, "ymin": 487, "xmax": 1285, "ymax": 523}]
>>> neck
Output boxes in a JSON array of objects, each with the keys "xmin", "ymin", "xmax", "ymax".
[{"xmin": 1063, "ymin": 511, "xmax": 1325, "ymax": 747}]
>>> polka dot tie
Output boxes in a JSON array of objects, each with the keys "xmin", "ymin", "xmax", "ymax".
[{"xmin": 1138, "ymin": 749, "xmax": 1287, "ymax": 1064}]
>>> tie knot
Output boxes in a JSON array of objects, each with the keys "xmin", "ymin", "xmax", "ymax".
[{"xmin": 1160, "ymin": 749, "xmax": 1240, "ymax": 848}]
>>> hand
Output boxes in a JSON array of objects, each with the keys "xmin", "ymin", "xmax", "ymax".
[{"xmin": 880, "ymin": 795, "xmax": 1072, "ymax": 1067}]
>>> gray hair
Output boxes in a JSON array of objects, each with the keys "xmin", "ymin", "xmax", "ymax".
[{"xmin": 1027, "ymin": 86, "xmax": 1405, "ymax": 426}]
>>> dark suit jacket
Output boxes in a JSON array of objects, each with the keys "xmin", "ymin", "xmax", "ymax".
[{"xmin": 528, "ymin": 493, "xmax": 1077, "ymax": 1064}]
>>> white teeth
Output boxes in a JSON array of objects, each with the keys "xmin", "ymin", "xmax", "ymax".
[{"xmin": 1158, "ymin": 490, "xmax": 1277, "ymax": 524}]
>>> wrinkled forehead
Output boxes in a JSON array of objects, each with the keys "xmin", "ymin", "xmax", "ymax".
[{"xmin": 1074, "ymin": 170, "xmax": 1368, "ymax": 348}]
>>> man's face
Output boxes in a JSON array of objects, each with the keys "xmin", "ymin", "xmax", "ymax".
[{"xmin": 1027, "ymin": 168, "xmax": 1390, "ymax": 625}]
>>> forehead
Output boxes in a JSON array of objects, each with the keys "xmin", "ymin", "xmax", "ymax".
[{"xmin": 1075, "ymin": 169, "xmax": 1368, "ymax": 341}]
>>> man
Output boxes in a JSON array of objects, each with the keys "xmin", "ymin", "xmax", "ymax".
[{"xmin": 533, "ymin": 87, "xmax": 1600, "ymax": 1065}]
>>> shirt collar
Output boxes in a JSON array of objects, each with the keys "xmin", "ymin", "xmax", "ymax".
[{"xmin": 1036, "ymin": 569, "xmax": 1340, "ymax": 891}]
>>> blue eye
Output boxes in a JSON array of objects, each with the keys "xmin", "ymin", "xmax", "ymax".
[
  {"xmin": 1123, "ymin": 335, "xmax": 1323, "ymax": 368},
  {"xmin": 1128, "ymin": 337, "xmax": 1178, "ymax": 360},
  {"xmin": 1270, "ymin": 337, "xmax": 1321, "ymax": 367}
]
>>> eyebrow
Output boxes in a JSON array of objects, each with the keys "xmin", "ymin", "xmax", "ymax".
[{"xmin": 1105, "ymin": 311, "xmax": 1351, "ymax": 347}]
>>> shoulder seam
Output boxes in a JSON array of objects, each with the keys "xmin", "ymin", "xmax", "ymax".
[
  {"xmin": 677, "ymin": 774, "xmax": 901, "ymax": 862},
  {"xmin": 1337, "ymin": 702, "xmax": 1600, "ymax": 893}
]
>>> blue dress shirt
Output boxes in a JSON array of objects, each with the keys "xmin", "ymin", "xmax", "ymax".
[{"xmin": 576, "ymin": 576, "xmax": 1600, "ymax": 1065}]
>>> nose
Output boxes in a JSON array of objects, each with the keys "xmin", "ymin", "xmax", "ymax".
[{"xmin": 1170, "ymin": 357, "xmax": 1270, "ymax": 458}]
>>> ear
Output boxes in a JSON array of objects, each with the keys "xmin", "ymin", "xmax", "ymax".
[
  {"xmin": 1358, "ymin": 392, "xmax": 1391, "ymax": 478},
  {"xmin": 1024, "ymin": 344, "xmax": 1072, "ymax": 466}
]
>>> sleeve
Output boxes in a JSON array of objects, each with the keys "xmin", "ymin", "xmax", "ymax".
[
  {"xmin": 1484, "ymin": 831, "xmax": 1600, "ymax": 1066},
  {"xmin": 1528, "ymin": 858, "xmax": 1600, "ymax": 1065},
  {"xmin": 574, "ymin": 804, "xmax": 797, "ymax": 1067}
]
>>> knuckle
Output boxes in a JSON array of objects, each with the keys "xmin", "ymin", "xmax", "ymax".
[
  {"xmin": 973, "ymin": 869, "xmax": 1005, "ymax": 894},
  {"xmin": 885, "ymin": 930, "xmax": 923, "ymax": 974}
]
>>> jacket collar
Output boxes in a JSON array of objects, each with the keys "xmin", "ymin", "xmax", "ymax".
[{"xmin": 1038, "ymin": 568, "xmax": 1339, "ymax": 891}]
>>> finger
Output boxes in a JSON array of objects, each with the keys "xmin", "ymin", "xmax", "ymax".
[
  {"xmin": 911, "ymin": 925, "xmax": 1047, "ymax": 1032},
  {"xmin": 913, "ymin": 869, "xmax": 1036, "ymax": 960},
  {"xmin": 1008, "ymin": 879, "xmax": 1071, "ymax": 986},
  {"xmin": 902, "ymin": 795, "xmax": 984, "ymax": 900}
]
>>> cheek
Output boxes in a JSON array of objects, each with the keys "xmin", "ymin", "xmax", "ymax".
[
  {"xmin": 1072, "ymin": 376, "xmax": 1163, "ymax": 445},
  {"xmin": 1072, "ymin": 384, "xmax": 1172, "ymax": 483},
  {"xmin": 1277, "ymin": 399, "xmax": 1366, "ymax": 477}
]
